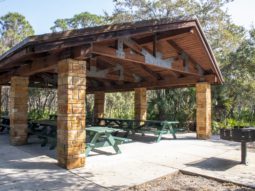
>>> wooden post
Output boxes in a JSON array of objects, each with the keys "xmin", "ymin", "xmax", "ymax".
[
  {"xmin": 134, "ymin": 88, "xmax": 147, "ymax": 122},
  {"xmin": 196, "ymin": 82, "xmax": 211, "ymax": 139},
  {"xmin": 57, "ymin": 59, "xmax": 86, "ymax": 169},
  {"xmin": 9, "ymin": 76, "xmax": 29, "ymax": 145},
  {"xmin": 94, "ymin": 92, "xmax": 105, "ymax": 118}
]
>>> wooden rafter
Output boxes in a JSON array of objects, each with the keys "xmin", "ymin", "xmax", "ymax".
[
  {"xmin": 0, "ymin": 56, "xmax": 58, "ymax": 85},
  {"xmin": 139, "ymin": 64, "xmax": 162, "ymax": 81},
  {"xmin": 88, "ymin": 74, "xmax": 217, "ymax": 93},
  {"xmin": 168, "ymin": 40, "xmax": 204, "ymax": 75},
  {"xmin": 88, "ymin": 58, "xmax": 141, "ymax": 83},
  {"xmin": 91, "ymin": 39, "xmax": 202, "ymax": 77},
  {"xmin": 89, "ymin": 76, "xmax": 198, "ymax": 92},
  {"xmin": 135, "ymin": 27, "xmax": 194, "ymax": 45}
]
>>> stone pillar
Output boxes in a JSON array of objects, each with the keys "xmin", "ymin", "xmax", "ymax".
[
  {"xmin": 196, "ymin": 82, "xmax": 211, "ymax": 139},
  {"xmin": 94, "ymin": 92, "xmax": 105, "ymax": 119},
  {"xmin": 9, "ymin": 76, "xmax": 29, "ymax": 145},
  {"xmin": 134, "ymin": 88, "xmax": 147, "ymax": 122},
  {"xmin": 57, "ymin": 59, "xmax": 86, "ymax": 169}
]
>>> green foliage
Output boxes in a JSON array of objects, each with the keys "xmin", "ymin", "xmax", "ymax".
[
  {"xmin": 28, "ymin": 109, "xmax": 56, "ymax": 120},
  {"xmin": 105, "ymin": 92, "xmax": 134, "ymax": 119},
  {"xmin": 28, "ymin": 88, "xmax": 57, "ymax": 119},
  {"xmin": 50, "ymin": 12, "xmax": 106, "ymax": 32},
  {"xmin": 0, "ymin": 12, "xmax": 34, "ymax": 54},
  {"xmin": 212, "ymin": 28, "xmax": 255, "ymax": 124},
  {"xmin": 147, "ymin": 88, "xmax": 196, "ymax": 123},
  {"xmin": 213, "ymin": 118, "xmax": 255, "ymax": 134},
  {"xmin": 86, "ymin": 94, "xmax": 95, "ymax": 119},
  {"xmin": 109, "ymin": 0, "xmax": 244, "ymax": 58}
]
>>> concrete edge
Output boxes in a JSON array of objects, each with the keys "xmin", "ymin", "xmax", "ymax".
[
  {"xmin": 120, "ymin": 170, "xmax": 180, "ymax": 191},
  {"xmin": 180, "ymin": 169, "xmax": 255, "ymax": 189}
]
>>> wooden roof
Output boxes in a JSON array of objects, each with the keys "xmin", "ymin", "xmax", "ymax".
[{"xmin": 0, "ymin": 18, "xmax": 223, "ymax": 93}]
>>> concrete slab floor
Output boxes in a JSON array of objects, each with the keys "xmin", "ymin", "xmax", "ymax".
[{"xmin": 0, "ymin": 132, "xmax": 254, "ymax": 190}]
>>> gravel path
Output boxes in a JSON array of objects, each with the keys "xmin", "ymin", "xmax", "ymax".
[{"xmin": 125, "ymin": 172, "xmax": 254, "ymax": 191}]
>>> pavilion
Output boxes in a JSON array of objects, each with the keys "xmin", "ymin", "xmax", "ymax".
[{"xmin": 0, "ymin": 18, "xmax": 223, "ymax": 169}]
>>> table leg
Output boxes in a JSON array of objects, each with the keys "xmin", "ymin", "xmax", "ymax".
[
  {"xmin": 170, "ymin": 125, "xmax": 177, "ymax": 139},
  {"xmin": 106, "ymin": 133, "xmax": 121, "ymax": 154},
  {"xmin": 241, "ymin": 142, "xmax": 247, "ymax": 165},
  {"xmin": 40, "ymin": 137, "xmax": 48, "ymax": 147},
  {"xmin": 86, "ymin": 133, "xmax": 100, "ymax": 157},
  {"xmin": 156, "ymin": 133, "xmax": 163, "ymax": 142}
]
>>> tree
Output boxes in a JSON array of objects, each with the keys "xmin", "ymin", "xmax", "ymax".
[
  {"xmin": 51, "ymin": 12, "xmax": 106, "ymax": 32},
  {"xmin": 214, "ymin": 28, "xmax": 255, "ymax": 124},
  {"xmin": 107, "ymin": 0, "xmax": 245, "ymax": 59},
  {"xmin": 0, "ymin": 12, "xmax": 34, "ymax": 54},
  {"xmin": 0, "ymin": 12, "xmax": 34, "ymax": 116}
]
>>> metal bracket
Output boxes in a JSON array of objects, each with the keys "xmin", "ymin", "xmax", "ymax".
[
  {"xmin": 197, "ymin": 64, "xmax": 204, "ymax": 75},
  {"xmin": 142, "ymin": 49, "xmax": 173, "ymax": 68},
  {"xmin": 180, "ymin": 51, "xmax": 189, "ymax": 72},
  {"xmin": 132, "ymin": 74, "xmax": 142, "ymax": 82},
  {"xmin": 116, "ymin": 39, "xmax": 125, "ymax": 58}
]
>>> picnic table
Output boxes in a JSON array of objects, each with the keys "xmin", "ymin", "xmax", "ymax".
[
  {"xmin": 0, "ymin": 116, "xmax": 10, "ymax": 132},
  {"xmin": 86, "ymin": 126, "xmax": 132, "ymax": 156},
  {"xmin": 28, "ymin": 120, "xmax": 132, "ymax": 155},
  {"xmin": 95, "ymin": 118, "xmax": 138, "ymax": 128},
  {"xmin": 95, "ymin": 118, "xmax": 179, "ymax": 142},
  {"xmin": 137, "ymin": 120, "xmax": 179, "ymax": 142},
  {"xmin": 29, "ymin": 120, "xmax": 57, "ymax": 149}
]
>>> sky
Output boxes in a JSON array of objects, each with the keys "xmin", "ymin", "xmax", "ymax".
[{"xmin": 0, "ymin": 0, "xmax": 254, "ymax": 35}]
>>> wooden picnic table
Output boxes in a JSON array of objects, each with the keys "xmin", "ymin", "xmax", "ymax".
[{"xmin": 86, "ymin": 126, "xmax": 131, "ymax": 156}]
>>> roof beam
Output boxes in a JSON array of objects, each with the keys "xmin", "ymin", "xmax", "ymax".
[
  {"xmin": 92, "ymin": 40, "xmax": 201, "ymax": 77},
  {"xmin": 89, "ymin": 76, "xmax": 199, "ymax": 93},
  {"xmin": 88, "ymin": 73, "xmax": 218, "ymax": 93},
  {"xmin": 87, "ymin": 64, "xmax": 139, "ymax": 83},
  {"xmin": 139, "ymin": 64, "xmax": 162, "ymax": 81},
  {"xmin": 168, "ymin": 40, "xmax": 204, "ymax": 75},
  {"xmin": 135, "ymin": 27, "xmax": 194, "ymax": 45},
  {"xmin": 0, "ymin": 56, "xmax": 58, "ymax": 85}
]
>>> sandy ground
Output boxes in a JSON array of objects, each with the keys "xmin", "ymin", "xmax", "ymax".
[{"xmin": 125, "ymin": 172, "xmax": 254, "ymax": 191}]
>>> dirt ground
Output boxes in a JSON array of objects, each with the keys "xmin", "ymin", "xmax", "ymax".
[{"xmin": 125, "ymin": 172, "xmax": 254, "ymax": 191}]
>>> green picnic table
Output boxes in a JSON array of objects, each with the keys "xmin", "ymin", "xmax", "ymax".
[
  {"xmin": 137, "ymin": 120, "xmax": 179, "ymax": 142},
  {"xmin": 29, "ymin": 120, "xmax": 57, "ymax": 149},
  {"xmin": 95, "ymin": 118, "xmax": 179, "ymax": 142},
  {"xmin": 86, "ymin": 126, "xmax": 132, "ymax": 156},
  {"xmin": 28, "ymin": 120, "xmax": 132, "ymax": 155},
  {"xmin": 0, "ymin": 116, "xmax": 10, "ymax": 132}
]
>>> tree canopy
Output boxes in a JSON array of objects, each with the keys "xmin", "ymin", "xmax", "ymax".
[
  {"xmin": 50, "ymin": 12, "xmax": 106, "ymax": 32},
  {"xmin": 0, "ymin": 12, "xmax": 34, "ymax": 54},
  {"xmin": 107, "ymin": 0, "xmax": 245, "ymax": 59}
]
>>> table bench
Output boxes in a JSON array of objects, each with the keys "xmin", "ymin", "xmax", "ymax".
[
  {"xmin": 86, "ymin": 126, "xmax": 132, "ymax": 156},
  {"xmin": 0, "ymin": 116, "xmax": 10, "ymax": 132},
  {"xmin": 28, "ymin": 121, "xmax": 132, "ymax": 155},
  {"xmin": 135, "ymin": 120, "xmax": 179, "ymax": 142},
  {"xmin": 95, "ymin": 118, "xmax": 179, "ymax": 142},
  {"xmin": 29, "ymin": 120, "xmax": 57, "ymax": 150}
]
